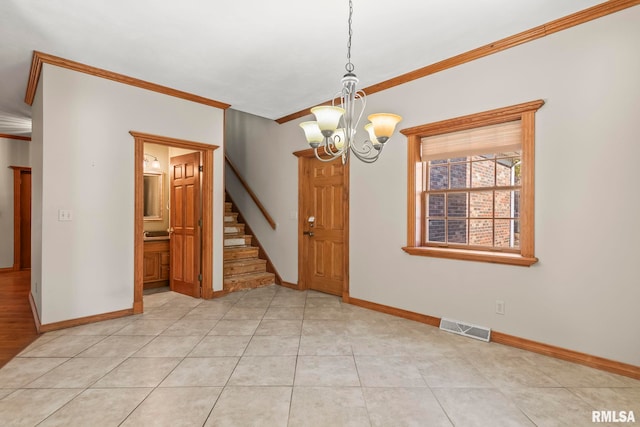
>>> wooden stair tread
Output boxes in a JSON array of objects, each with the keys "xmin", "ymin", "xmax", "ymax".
[
  {"xmin": 224, "ymin": 258, "xmax": 266, "ymax": 266},
  {"xmin": 224, "ymin": 271, "xmax": 274, "ymax": 280},
  {"xmin": 223, "ymin": 271, "xmax": 275, "ymax": 291},
  {"xmin": 224, "ymin": 258, "xmax": 268, "ymax": 277},
  {"xmin": 223, "ymin": 196, "xmax": 276, "ymax": 292}
]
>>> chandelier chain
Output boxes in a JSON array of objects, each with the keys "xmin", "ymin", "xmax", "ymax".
[
  {"xmin": 299, "ymin": 0, "xmax": 402, "ymax": 164},
  {"xmin": 345, "ymin": 0, "xmax": 354, "ymax": 73}
]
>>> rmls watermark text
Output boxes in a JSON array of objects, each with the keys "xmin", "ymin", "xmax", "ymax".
[{"xmin": 592, "ymin": 410, "xmax": 635, "ymax": 423}]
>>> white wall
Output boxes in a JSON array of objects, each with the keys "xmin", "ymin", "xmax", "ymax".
[
  {"xmin": 225, "ymin": 7, "xmax": 640, "ymax": 366},
  {"xmin": 33, "ymin": 64, "xmax": 225, "ymax": 325},
  {"xmin": 0, "ymin": 137, "xmax": 30, "ymax": 268}
]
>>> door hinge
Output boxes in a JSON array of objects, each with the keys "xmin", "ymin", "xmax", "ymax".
[
  {"xmin": 198, "ymin": 218, "xmax": 202, "ymax": 227},
  {"xmin": 199, "ymin": 165, "xmax": 203, "ymax": 172},
  {"xmin": 198, "ymin": 273, "xmax": 202, "ymax": 282}
]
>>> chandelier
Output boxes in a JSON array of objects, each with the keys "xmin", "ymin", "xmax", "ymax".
[{"xmin": 299, "ymin": 0, "xmax": 402, "ymax": 164}]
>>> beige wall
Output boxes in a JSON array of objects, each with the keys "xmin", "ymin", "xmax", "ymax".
[
  {"xmin": 0, "ymin": 137, "xmax": 30, "ymax": 269},
  {"xmin": 225, "ymin": 7, "xmax": 640, "ymax": 366},
  {"xmin": 32, "ymin": 63, "xmax": 225, "ymax": 325}
]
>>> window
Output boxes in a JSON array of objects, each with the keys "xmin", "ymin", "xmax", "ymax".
[{"xmin": 401, "ymin": 100, "xmax": 544, "ymax": 266}]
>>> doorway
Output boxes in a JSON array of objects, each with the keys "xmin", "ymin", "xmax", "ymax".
[
  {"xmin": 294, "ymin": 148, "xmax": 349, "ymax": 299},
  {"xmin": 131, "ymin": 132, "xmax": 219, "ymax": 314},
  {"xmin": 10, "ymin": 166, "xmax": 31, "ymax": 271}
]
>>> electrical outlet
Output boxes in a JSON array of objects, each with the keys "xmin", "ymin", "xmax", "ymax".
[
  {"xmin": 58, "ymin": 209, "xmax": 73, "ymax": 221},
  {"xmin": 495, "ymin": 300, "xmax": 505, "ymax": 315}
]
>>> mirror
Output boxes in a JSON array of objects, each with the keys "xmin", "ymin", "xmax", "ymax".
[{"xmin": 143, "ymin": 172, "xmax": 163, "ymax": 221}]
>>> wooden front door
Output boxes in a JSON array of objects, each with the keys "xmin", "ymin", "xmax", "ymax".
[
  {"xmin": 296, "ymin": 151, "xmax": 349, "ymax": 297},
  {"xmin": 170, "ymin": 152, "xmax": 202, "ymax": 298}
]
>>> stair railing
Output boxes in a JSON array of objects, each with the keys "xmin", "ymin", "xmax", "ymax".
[{"xmin": 224, "ymin": 154, "xmax": 277, "ymax": 230}]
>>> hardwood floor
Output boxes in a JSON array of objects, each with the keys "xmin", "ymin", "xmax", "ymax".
[{"xmin": 0, "ymin": 270, "xmax": 38, "ymax": 368}]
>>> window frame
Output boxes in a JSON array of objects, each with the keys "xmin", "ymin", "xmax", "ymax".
[{"xmin": 401, "ymin": 100, "xmax": 544, "ymax": 266}]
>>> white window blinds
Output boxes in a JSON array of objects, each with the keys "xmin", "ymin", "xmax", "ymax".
[{"xmin": 421, "ymin": 120, "xmax": 521, "ymax": 161}]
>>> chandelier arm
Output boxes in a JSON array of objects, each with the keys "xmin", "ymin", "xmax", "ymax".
[
  {"xmin": 325, "ymin": 135, "xmax": 347, "ymax": 157},
  {"xmin": 350, "ymin": 145, "xmax": 382, "ymax": 163},
  {"xmin": 314, "ymin": 148, "xmax": 344, "ymax": 163},
  {"xmin": 353, "ymin": 90, "xmax": 366, "ymax": 131},
  {"xmin": 348, "ymin": 138, "xmax": 376, "ymax": 156}
]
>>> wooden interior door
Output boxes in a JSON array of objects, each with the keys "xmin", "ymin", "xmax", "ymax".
[
  {"xmin": 297, "ymin": 153, "xmax": 349, "ymax": 297},
  {"xmin": 170, "ymin": 152, "xmax": 202, "ymax": 298},
  {"xmin": 10, "ymin": 166, "xmax": 31, "ymax": 271},
  {"xmin": 19, "ymin": 170, "xmax": 31, "ymax": 269}
]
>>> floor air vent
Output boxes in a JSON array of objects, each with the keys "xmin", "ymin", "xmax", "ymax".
[{"xmin": 439, "ymin": 318, "xmax": 491, "ymax": 342}]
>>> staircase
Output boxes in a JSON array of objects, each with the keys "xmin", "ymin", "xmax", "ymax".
[{"xmin": 223, "ymin": 200, "xmax": 275, "ymax": 292}]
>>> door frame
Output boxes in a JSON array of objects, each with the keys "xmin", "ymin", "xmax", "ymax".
[
  {"xmin": 9, "ymin": 166, "xmax": 31, "ymax": 272},
  {"xmin": 131, "ymin": 131, "xmax": 219, "ymax": 314},
  {"xmin": 293, "ymin": 148, "xmax": 350, "ymax": 301}
]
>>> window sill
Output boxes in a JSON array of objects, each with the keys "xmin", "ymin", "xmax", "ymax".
[{"xmin": 402, "ymin": 246, "xmax": 538, "ymax": 267}]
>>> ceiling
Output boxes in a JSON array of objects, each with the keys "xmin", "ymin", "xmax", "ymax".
[{"xmin": 0, "ymin": 0, "xmax": 603, "ymax": 137}]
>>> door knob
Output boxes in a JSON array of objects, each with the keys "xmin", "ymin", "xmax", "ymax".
[{"xmin": 303, "ymin": 231, "xmax": 314, "ymax": 236}]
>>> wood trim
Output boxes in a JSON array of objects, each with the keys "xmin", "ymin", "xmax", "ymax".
[
  {"xmin": 491, "ymin": 331, "xmax": 640, "ymax": 381},
  {"xmin": 10, "ymin": 166, "xmax": 31, "ymax": 271},
  {"xmin": 225, "ymin": 192, "xmax": 284, "ymax": 286},
  {"xmin": 279, "ymin": 281, "xmax": 300, "ymax": 291},
  {"xmin": 296, "ymin": 152, "xmax": 307, "ymax": 290},
  {"xmin": 292, "ymin": 146, "xmax": 334, "ymax": 158},
  {"xmin": 28, "ymin": 292, "xmax": 41, "ymax": 334},
  {"xmin": 402, "ymin": 246, "xmax": 538, "ymax": 267},
  {"xmin": 520, "ymin": 110, "xmax": 536, "ymax": 259},
  {"xmin": 201, "ymin": 150, "xmax": 214, "ymax": 299},
  {"xmin": 134, "ymin": 140, "xmax": 144, "ymax": 314},
  {"xmin": 346, "ymin": 294, "xmax": 640, "ymax": 380},
  {"xmin": 132, "ymin": 132, "xmax": 219, "ymax": 310},
  {"xmin": 346, "ymin": 296, "xmax": 441, "ymax": 327},
  {"xmin": 12, "ymin": 167, "xmax": 21, "ymax": 272},
  {"xmin": 0, "ymin": 267, "xmax": 16, "ymax": 273},
  {"xmin": 39, "ymin": 308, "xmax": 134, "ymax": 333},
  {"xmin": 0, "ymin": 134, "xmax": 31, "ymax": 141},
  {"xmin": 224, "ymin": 154, "xmax": 277, "ymax": 230},
  {"xmin": 400, "ymin": 100, "xmax": 545, "ymax": 137},
  {"xmin": 406, "ymin": 135, "xmax": 422, "ymax": 246},
  {"xmin": 24, "ymin": 51, "xmax": 231, "ymax": 110},
  {"xmin": 130, "ymin": 131, "xmax": 221, "ymax": 152},
  {"xmin": 275, "ymin": 0, "xmax": 639, "ymax": 124}
]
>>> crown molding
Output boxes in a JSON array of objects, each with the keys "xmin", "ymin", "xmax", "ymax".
[
  {"xmin": 276, "ymin": 0, "xmax": 640, "ymax": 124},
  {"xmin": 24, "ymin": 51, "xmax": 231, "ymax": 110}
]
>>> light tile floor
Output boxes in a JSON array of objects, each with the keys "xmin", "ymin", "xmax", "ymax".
[{"xmin": 0, "ymin": 285, "xmax": 638, "ymax": 426}]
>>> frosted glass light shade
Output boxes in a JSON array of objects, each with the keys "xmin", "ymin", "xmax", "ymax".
[
  {"xmin": 368, "ymin": 113, "xmax": 402, "ymax": 141},
  {"xmin": 364, "ymin": 123, "xmax": 380, "ymax": 147},
  {"xmin": 311, "ymin": 106, "xmax": 345, "ymax": 135},
  {"xmin": 300, "ymin": 121, "xmax": 324, "ymax": 146}
]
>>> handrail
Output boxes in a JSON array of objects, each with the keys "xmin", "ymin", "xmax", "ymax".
[{"xmin": 224, "ymin": 154, "xmax": 277, "ymax": 230}]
